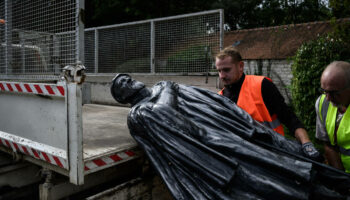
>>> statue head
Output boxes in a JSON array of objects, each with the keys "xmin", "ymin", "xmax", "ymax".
[{"xmin": 110, "ymin": 74, "xmax": 146, "ymax": 104}]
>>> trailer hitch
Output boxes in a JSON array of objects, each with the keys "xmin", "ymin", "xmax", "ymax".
[{"xmin": 61, "ymin": 61, "xmax": 86, "ymax": 84}]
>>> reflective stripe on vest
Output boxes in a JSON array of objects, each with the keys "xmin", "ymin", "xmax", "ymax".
[
  {"xmin": 218, "ymin": 75, "xmax": 284, "ymax": 135},
  {"xmin": 319, "ymin": 94, "xmax": 350, "ymax": 173},
  {"xmin": 263, "ymin": 118, "xmax": 282, "ymax": 129},
  {"xmin": 218, "ymin": 89, "xmax": 224, "ymax": 95},
  {"xmin": 339, "ymin": 146, "xmax": 350, "ymax": 156}
]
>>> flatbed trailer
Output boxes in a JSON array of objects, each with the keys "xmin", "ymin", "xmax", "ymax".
[{"xmin": 0, "ymin": 67, "xmax": 162, "ymax": 199}]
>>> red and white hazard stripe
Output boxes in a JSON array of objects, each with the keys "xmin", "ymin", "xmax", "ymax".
[
  {"xmin": 84, "ymin": 150, "xmax": 136, "ymax": 171},
  {"xmin": 0, "ymin": 81, "xmax": 65, "ymax": 97},
  {"xmin": 0, "ymin": 138, "xmax": 68, "ymax": 169}
]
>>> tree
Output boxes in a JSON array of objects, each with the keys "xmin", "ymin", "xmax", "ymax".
[
  {"xmin": 329, "ymin": 0, "xmax": 350, "ymax": 19},
  {"xmin": 85, "ymin": 0, "xmax": 215, "ymax": 28},
  {"xmin": 257, "ymin": 0, "xmax": 286, "ymax": 27},
  {"xmin": 211, "ymin": 0, "xmax": 263, "ymax": 29},
  {"xmin": 272, "ymin": 0, "xmax": 330, "ymax": 25},
  {"xmin": 291, "ymin": 27, "xmax": 350, "ymax": 144},
  {"xmin": 85, "ymin": 0, "xmax": 341, "ymax": 30},
  {"xmin": 210, "ymin": 0, "xmax": 330, "ymax": 30}
]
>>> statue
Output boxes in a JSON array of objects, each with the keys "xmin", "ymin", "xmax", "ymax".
[{"xmin": 111, "ymin": 74, "xmax": 350, "ymax": 200}]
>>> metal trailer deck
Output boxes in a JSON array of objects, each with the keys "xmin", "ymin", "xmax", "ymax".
[
  {"xmin": 0, "ymin": 76, "xmax": 140, "ymax": 185},
  {"xmin": 82, "ymin": 104, "xmax": 138, "ymax": 175}
]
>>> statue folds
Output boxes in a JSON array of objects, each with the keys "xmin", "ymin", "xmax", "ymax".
[{"xmin": 111, "ymin": 74, "xmax": 350, "ymax": 200}]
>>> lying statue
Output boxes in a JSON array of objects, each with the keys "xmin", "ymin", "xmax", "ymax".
[{"xmin": 111, "ymin": 74, "xmax": 350, "ymax": 200}]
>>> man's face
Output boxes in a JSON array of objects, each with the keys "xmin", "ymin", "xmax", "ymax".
[
  {"xmin": 215, "ymin": 56, "xmax": 243, "ymax": 86},
  {"xmin": 321, "ymin": 72, "xmax": 350, "ymax": 108}
]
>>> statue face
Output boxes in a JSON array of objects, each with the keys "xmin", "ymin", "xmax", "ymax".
[
  {"xmin": 111, "ymin": 74, "xmax": 145, "ymax": 103},
  {"xmin": 116, "ymin": 75, "xmax": 144, "ymax": 93}
]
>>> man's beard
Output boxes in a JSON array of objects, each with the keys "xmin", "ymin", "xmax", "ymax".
[{"xmin": 222, "ymin": 78, "xmax": 230, "ymax": 85}]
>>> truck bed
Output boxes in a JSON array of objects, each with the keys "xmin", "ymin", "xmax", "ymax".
[
  {"xmin": 0, "ymin": 81, "xmax": 140, "ymax": 182},
  {"xmin": 82, "ymin": 104, "xmax": 138, "ymax": 170}
]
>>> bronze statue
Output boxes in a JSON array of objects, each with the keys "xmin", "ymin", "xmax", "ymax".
[{"xmin": 111, "ymin": 74, "xmax": 350, "ymax": 200}]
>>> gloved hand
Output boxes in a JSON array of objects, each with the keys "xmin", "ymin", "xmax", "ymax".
[{"xmin": 302, "ymin": 142, "xmax": 324, "ymax": 162}]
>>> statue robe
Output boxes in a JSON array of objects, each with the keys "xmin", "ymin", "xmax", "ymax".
[{"xmin": 127, "ymin": 81, "xmax": 350, "ymax": 200}]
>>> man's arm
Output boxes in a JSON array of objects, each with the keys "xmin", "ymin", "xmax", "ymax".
[
  {"xmin": 313, "ymin": 96, "xmax": 344, "ymax": 167},
  {"xmin": 261, "ymin": 79, "xmax": 324, "ymax": 162},
  {"xmin": 324, "ymin": 143, "xmax": 344, "ymax": 170},
  {"xmin": 261, "ymin": 79, "xmax": 307, "ymax": 142},
  {"xmin": 294, "ymin": 128, "xmax": 311, "ymax": 144},
  {"xmin": 294, "ymin": 127, "xmax": 323, "ymax": 161}
]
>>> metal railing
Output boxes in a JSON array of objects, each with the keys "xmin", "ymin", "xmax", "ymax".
[
  {"xmin": 0, "ymin": 0, "xmax": 84, "ymax": 80},
  {"xmin": 84, "ymin": 10, "xmax": 223, "ymax": 74},
  {"xmin": 0, "ymin": 4, "xmax": 222, "ymax": 79}
]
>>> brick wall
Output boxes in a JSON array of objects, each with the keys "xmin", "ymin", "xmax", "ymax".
[{"xmin": 244, "ymin": 59, "xmax": 293, "ymax": 104}]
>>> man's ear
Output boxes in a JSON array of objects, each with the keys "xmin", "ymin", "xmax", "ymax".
[{"xmin": 238, "ymin": 61, "xmax": 244, "ymax": 73}]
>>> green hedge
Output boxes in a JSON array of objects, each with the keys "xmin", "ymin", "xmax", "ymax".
[
  {"xmin": 164, "ymin": 45, "xmax": 212, "ymax": 73},
  {"xmin": 116, "ymin": 57, "xmax": 150, "ymax": 73},
  {"xmin": 291, "ymin": 26, "xmax": 350, "ymax": 144}
]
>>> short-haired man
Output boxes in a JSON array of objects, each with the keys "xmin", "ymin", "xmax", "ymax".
[
  {"xmin": 316, "ymin": 61, "xmax": 350, "ymax": 172},
  {"xmin": 216, "ymin": 46, "xmax": 321, "ymax": 161}
]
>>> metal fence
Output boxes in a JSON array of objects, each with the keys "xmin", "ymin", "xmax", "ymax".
[
  {"xmin": 0, "ymin": 0, "xmax": 83, "ymax": 80},
  {"xmin": 84, "ymin": 10, "xmax": 223, "ymax": 74},
  {"xmin": 0, "ymin": 4, "xmax": 222, "ymax": 79}
]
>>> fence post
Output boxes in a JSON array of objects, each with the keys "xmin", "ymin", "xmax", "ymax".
[
  {"xmin": 20, "ymin": 37, "xmax": 25, "ymax": 73},
  {"xmin": 76, "ymin": 0, "xmax": 85, "ymax": 64},
  {"xmin": 94, "ymin": 28, "xmax": 99, "ymax": 73},
  {"xmin": 4, "ymin": 0, "xmax": 12, "ymax": 74},
  {"xmin": 150, "ymin": 21, "xmax": 155, "ymax": 74},
  {"xmin": 219, "ymin": 9, "xmax": 224, "ymax": 50}
]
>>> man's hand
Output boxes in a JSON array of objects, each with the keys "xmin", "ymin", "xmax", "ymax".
[{"xmin": 302, "ymin": 142, "xmax": 324, "ymax": 162}]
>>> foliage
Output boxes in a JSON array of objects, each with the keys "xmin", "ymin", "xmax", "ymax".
[
  {"xmin": 281, "ymin": 0, "xmax": 330, "ymax": 25},
  {"xmin": 85, "ymin": 0, "xmax": 214, "ymax": 28},
  {"xmin": 211, "ymin": 0, "xmax": 263, "ymax": 29},
  {"xmin": 164, "ymin": 45, "xmax": 212, "ymax": 73},
  {"xmin": 291, "ymin": 25, "xmax": 350, "ymax": 144},
  {"xmin": 85, "ymin": 0, "xmax": 333, "ymax": 30},
  {"xmin": 329, "ymin": 0, "xmax": 350, "ymax": 19},
  {"xmin": 115, "ymin": 57, "xmax": 150, "ymax": 73}
]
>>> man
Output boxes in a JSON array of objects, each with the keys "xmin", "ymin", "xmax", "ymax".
[
  {"xmin": 110, "ymin": 74, "xmax": 350, "ymax": 200},
  {"xmin": 215, "ymin": 46, "xmax": 321, "ymax": 161},
  {"xmin": 316, "ymin": 61, "xmax": 350, "ymax": 173}
]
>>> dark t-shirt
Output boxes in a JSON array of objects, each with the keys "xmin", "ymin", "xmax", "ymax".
[{"xmin": 222, "ymin": 74, "xmax": 304, "ymax": 135}]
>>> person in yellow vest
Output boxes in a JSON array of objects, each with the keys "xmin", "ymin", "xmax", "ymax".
[
  {"xmin": 216, "ymin": 46, "xmax": 322, "ymax": 161},
  {"xmin": 316, "ymin": 61, "xmax": 350, "ymax": 172}
]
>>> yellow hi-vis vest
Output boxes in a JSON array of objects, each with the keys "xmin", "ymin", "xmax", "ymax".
[{"xmin": 318, "ymin": 94, "xmax": 350, "ymax": 173}]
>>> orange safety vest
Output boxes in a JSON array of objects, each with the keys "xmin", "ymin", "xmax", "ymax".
[{"xmin": 219, "ymin": 75, "xmax": 285, "ymax": 135}]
